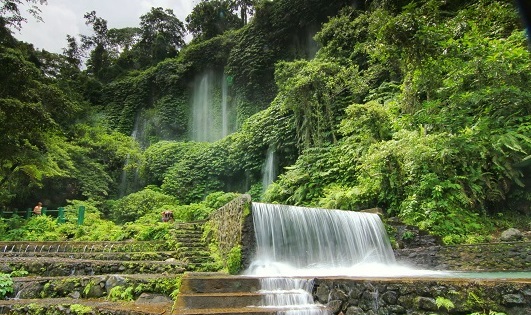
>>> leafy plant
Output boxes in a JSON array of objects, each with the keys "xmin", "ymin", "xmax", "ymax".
[
  {"xmin": 436, "ymin": 296, "xmax": 455, "ymax": 312},
  {"xmin": 227, "ymin": 245, "xmax": 242, "ymax": 275},
  {"xmin": 107, "ymin": 285, "xmax": 134, "ymax": 302},
  {"xmin": 69, "ymin": 304, "xmax": 93, "ymax": 315},
  {"xmin": 9, "ymin": 269, "xmax": 28, "ymax": 277},
  {"xmin": 0, "ymin": 273, "xmax": 14, "ymax": 299}
]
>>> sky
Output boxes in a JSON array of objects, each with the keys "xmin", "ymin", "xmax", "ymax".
[{"xmin": 15, "ymin": 0, "xmax": 198, "ymax": 54}]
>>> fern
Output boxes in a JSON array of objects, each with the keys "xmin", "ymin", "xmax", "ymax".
[{"xmin": 436, "ymin": 296, "xmax": 455, "ymax": 311}]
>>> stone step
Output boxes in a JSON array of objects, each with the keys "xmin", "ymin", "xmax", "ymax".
[
  {"xmin": 177, "ymin": 291, "xmax": 323, "ymax": 310},
  {"xmin": 176, "ymin": 292, "xmax": 263, "ymax": 309},
  {"xmin": 0, "ymin": 297, "xmax": 172, "ymax": 314},
  {"xmin": 176, "ymin": 238, "xmax": 206, "ymax": 245},
  {"xmin": 176, "ymin": 248, "xmax": 210, "ymax": 256},
  {"xmin": 0, "ymin": 241, "xmax": 170, "ymax": 253},
  {"xmin": 174, "ymin": 273, "xmax": 330, "ymax": 315},
  {"xmin": 0, "ymin": 257, "xmax": 187, "ymax": 276},
  {"xmin": 180, "ymin": 274, "xmax": 260, "ymax": 294},
  {"xmin": 0, "ymin": 251, "xmax": 182, "ymax": 261},
  {"xmin": 10, "ymin": 274, "xmax": 181, "ymax": 299},
  {"xmin": 173, "ymin": 306, "xmax": 288, "ymax": 315}
]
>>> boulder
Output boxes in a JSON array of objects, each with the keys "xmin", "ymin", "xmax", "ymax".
[
  {"xmin": 135, "ymin": 292, "xmax": 172, "ymax": 304},
  {"xmin": 500, "ymin": 228, "xmax": 523, "ymax": 241}
]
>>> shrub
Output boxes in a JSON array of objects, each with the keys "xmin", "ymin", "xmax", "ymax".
[{"xmin": 0, "ymin": 273, "xmax": 13, "ymax": 299}]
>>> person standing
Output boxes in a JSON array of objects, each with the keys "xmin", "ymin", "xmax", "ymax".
[{"xmin": 33, "ymin": 202, "xmax": 42, "ymax": 215}]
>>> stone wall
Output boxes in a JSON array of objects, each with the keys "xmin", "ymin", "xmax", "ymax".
[
  {"xmin": 206, "ymin": 194, "xmax": 253, "ymax": 271},
  {"xmin": 313, "ymin": 277, "xmax": 531, "ymax": 315},
  {"xmin": 395, "ymin": 241, "xmax": 531, "ymax": 271},
  {"xmin": 0, "ymin": 258, "xmax": 186, "ymax": 276}
]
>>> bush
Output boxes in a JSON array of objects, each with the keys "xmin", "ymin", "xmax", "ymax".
[
  {"xmin": 0, "ymin": 273, "xmax": 13, "ymax": 299},
  {"xmin": 110, "ymin": 188, "xmax": 180, "ymax": 223}
]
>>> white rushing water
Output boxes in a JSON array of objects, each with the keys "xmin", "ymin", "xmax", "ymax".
[
  {"xmin": 256, "ymin": 278, "xmax": 328, "ymax": 315},
  {"xmin": 190, "ymin": 71, "xmax": 234, "ymax": 142},
  {"xmin": 247, "ymin": 203, "xmax": 397, "ymax": 277},
  {"xmin": 246, "ymin": 203, "xmax": 442, "ymax": 314},
  {"xmin": 190, "ymin": 72, "xmax": 213, "ymax": 142},
  {"xmin": 221, "ymin": 73, "xmax": 229, "ymax": 138},
  {"xmin": 262, "ymin": 147, "xmax": 277, "ymax": 192}
]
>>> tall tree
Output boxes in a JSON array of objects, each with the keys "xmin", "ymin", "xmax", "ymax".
[
  {"xmin": 186, "ymin": 0, "xmax": 242, "ymax": 41},
  {"xmin": 229, "ymin": 0, "xmax": 255, "ymax": 24},
  {"xmin": 81, "ymin": 11, "xmax": 113, "ymax": 79},
  {"xmin": 0, "ymin": 0, "xmax": 47, "ymax": 30},
  {"xmin": 63, "ymin": 34, "xmax": 82, "ymax": 70},
  {"xmin": 138, "ymin": 7, "xmax": 185, "ymax": 63}
]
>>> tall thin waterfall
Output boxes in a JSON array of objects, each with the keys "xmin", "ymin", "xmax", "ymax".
[
  {"xmin": 190, "ymin": 71, "xmax": 234, "ymax": 142},
  {"xmin": 118, "ymin": 114, "xmax": 144, "ymax": 197},
  {"xmin": 262, "ymin": 147, "xmax": 277, "ymax": 191},
  {"xmin": 248, "ymin": 203, "xmax": 396, "ymax": 276},
  {"xmin": 191, "ymin": 72, "xmax": 213, "ymax": 142},
  {"xmin": 221, "ymin": 73, "xmax": 229, "ymax": 138}
]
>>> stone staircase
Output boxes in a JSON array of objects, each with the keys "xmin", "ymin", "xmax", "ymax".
[
  {"xmin": 0, "ymin": 222, "xmax": 216, "ymax": 314},
  {"xmin": 173, "ymin": 273, "xmax": 330, "ymax": 315}
]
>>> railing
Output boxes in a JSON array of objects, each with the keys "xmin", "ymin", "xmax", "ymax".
[{"xmin": 0, "ymin": 206, "xmax": 86, "ymax": 225}]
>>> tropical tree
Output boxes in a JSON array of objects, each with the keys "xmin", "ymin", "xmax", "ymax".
[
  {"xmin": 136, "ymin": 7, "xmax": 186, "ymax": 64},
  {"xmin": 229, "ymin": 0, "xmax": 255, "ymax": 24},
  {"xmin": 81, "ymin": 11, "xmax": 113, "ymax": 79},
  {"xmin": 186, "ymin": 0, "xmax": 242, "ymax": 41},
  {"xmin": 0, "ymin": 0, "xmax": 47, "ymax": 30}
]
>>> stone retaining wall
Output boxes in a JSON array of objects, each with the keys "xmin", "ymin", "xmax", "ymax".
[
  {"xmin": 10, "ymin": 274, "xmax": 180, "ymax": 299},
  {"xmin": 206, "ymin": 194, "xmax": 253, "ymax": 271},
  {"xmin": 395, "ymin": 241, "xmax": 531, "ymax": 271},
  {"xmin": 0, "ymin": 258, "xmax": 186, "ymax": 276},
  {"xmin": 313, "ymin": 277, "xmax": 531, "ymax": 315}
]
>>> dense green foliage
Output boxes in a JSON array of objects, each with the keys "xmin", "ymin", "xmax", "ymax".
[
  {"xmin": 0, "ymin": 0, "xmax": 529, "ymax": 245},
  {"xmin": 265, "ymin": 0, "xmax": 531, "ymax": 243}
]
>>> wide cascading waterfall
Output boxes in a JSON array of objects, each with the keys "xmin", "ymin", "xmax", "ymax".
[
  {"xmin": 246, "ymin": 203, "xmax": 397, "ymax": 315},
  {"xmin": 248, "ymin": 203, "xmax": 396, "ymax": 276}
]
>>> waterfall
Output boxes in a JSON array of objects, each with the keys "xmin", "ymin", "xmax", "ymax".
[
  {"xmin": 221, "ymin": 73, "xmax": 229, "ymax": 138},
  {"xmin": 190, "ymin": 71, "xmax": 234, "ymax": 142},
  {"xmin": 256, "ymin": 278, "xmax": 328, "ymax": 315},
  {"xmin": 191, "ymin": 72, "xmax": 213, "ymax": 142},
  {"xmin": 262, "ymin": 147, "xmax": 277, "ymax": 191},
  {"xmin": 247, "ymin": 203, "xmax": 396, "ymax": 276},
  {"xmin": 118, "ymin": 116, "xmax": 142, "ymax": 197},
  {"xmin": 246, "ymin": 203, "xmax": 398, "ymax": 314}
]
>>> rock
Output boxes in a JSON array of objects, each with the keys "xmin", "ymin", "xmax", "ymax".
[
  {"xmin": 502, "ymin": 293, "xmax": 524, "ymax": 305},
  {"xmin": 69, "ymin": 290, "xmax": 81, "ymax": 299},
  {"xmin": 381, "ymin": 291, "xmax": 398, "ymax": 305},
  {"xmin": 327, "ymin": 300, "xmax": 343, "ymax": 313},
  {"xmin": 500, "ymin": 228, "xmax": 523, "ymax": 241},
  {"xmin": 135, "ymin": 292, "xmax": 172, "ymax": 304},
  {"xmin": 315, "ymin": 284, "xmax": 330, "ymax": 303},
  {"xmin": 330, "ymin": 287, "xmax": 348, "ymax": 301},
  {"xmin": 105, "ymin": 275, "xmax": 127, "ymax": 292},
  {"xmin": 345, "ymin": 306, "xmax": 364, "ymax": 315},
  {"xmin": 417, "ymin": 297, "xmax": 437, "ymax": 311},
  {"xmin": 165, "ymin": 257, "xmax": 177, "ymax": 262}
]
